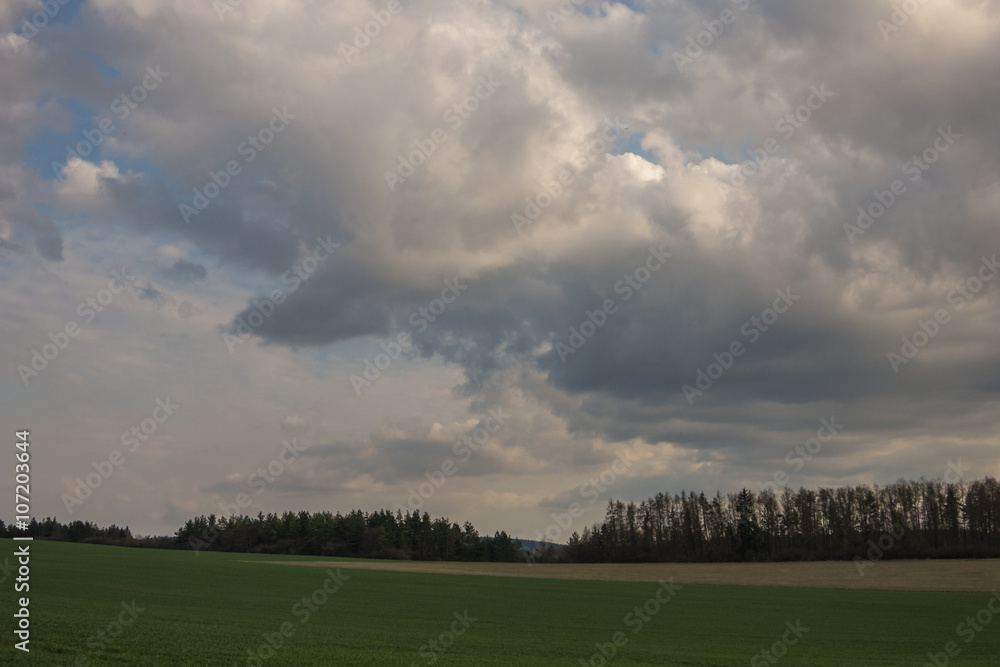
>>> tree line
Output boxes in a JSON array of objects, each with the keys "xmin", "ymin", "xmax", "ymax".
[
  {"xmin": 0, "ymin": 510, "xmax": 525, "ymax": 563},
  {"xmin": 551, "ymin": 477, "xmax": 1000, "ymax": 563},
  {"xmin": 173, "ymin": 509, "xmax": 525, "ymax": 561},
  {"xmin": 4, "ymin": 477, "xmax": 998, "ymax": 564},
  {"xmin": 0, "ymin": 517, "xmax": 133, "ymax": 542}
]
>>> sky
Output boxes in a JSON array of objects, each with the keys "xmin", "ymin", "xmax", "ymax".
[{"xmin": 1, "ymin": 0, "xmax": 999, "ymax": 540}]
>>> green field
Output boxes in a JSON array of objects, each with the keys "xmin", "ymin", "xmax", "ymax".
[{"xmin": 2, "ymin": 539, "xmax": 999, "ymax": 665}]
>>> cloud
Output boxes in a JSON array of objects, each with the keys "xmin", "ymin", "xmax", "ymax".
[
  {"xmin": 4, "ymin": 0, "xmax": 1000, "ymax": 537},
  {"xmin": 137, "ymin": 283, "xmax": 162, "ymax": 301},
  {"xmin": 0, "ymin": 165, "xmax": 63, "ymax": 260},
  {"xmin": 161, "ymin": 259, "xmax": 207, "ymax": 284}
]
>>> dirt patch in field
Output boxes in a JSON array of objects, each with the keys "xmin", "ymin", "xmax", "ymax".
[{"xmin": 247, "ymin": 558, "xmax": 999, "ymax": 591}]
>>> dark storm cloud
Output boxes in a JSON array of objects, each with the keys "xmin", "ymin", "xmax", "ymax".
[
  {"xmin": 161, "ymin": 259, "xmax": 207, "ymax": 284},
  {"xmin": 138, "ymin": 284, "xmax": 161, "ymax": 301}
]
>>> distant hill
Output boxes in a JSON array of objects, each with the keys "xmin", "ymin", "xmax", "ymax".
[{"xmin": 517, "ymin": 538, "xmax": 565, "ymax": 552}]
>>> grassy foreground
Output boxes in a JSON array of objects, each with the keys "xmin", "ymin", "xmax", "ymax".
[{"xmin": 2, "ymin": 539, "xmax": 998, "ymax": 665}]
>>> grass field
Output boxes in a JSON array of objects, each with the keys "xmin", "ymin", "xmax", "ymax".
[{"xmin": 2, "ymin": 539, "xmax": 999, "ymax": 666}]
